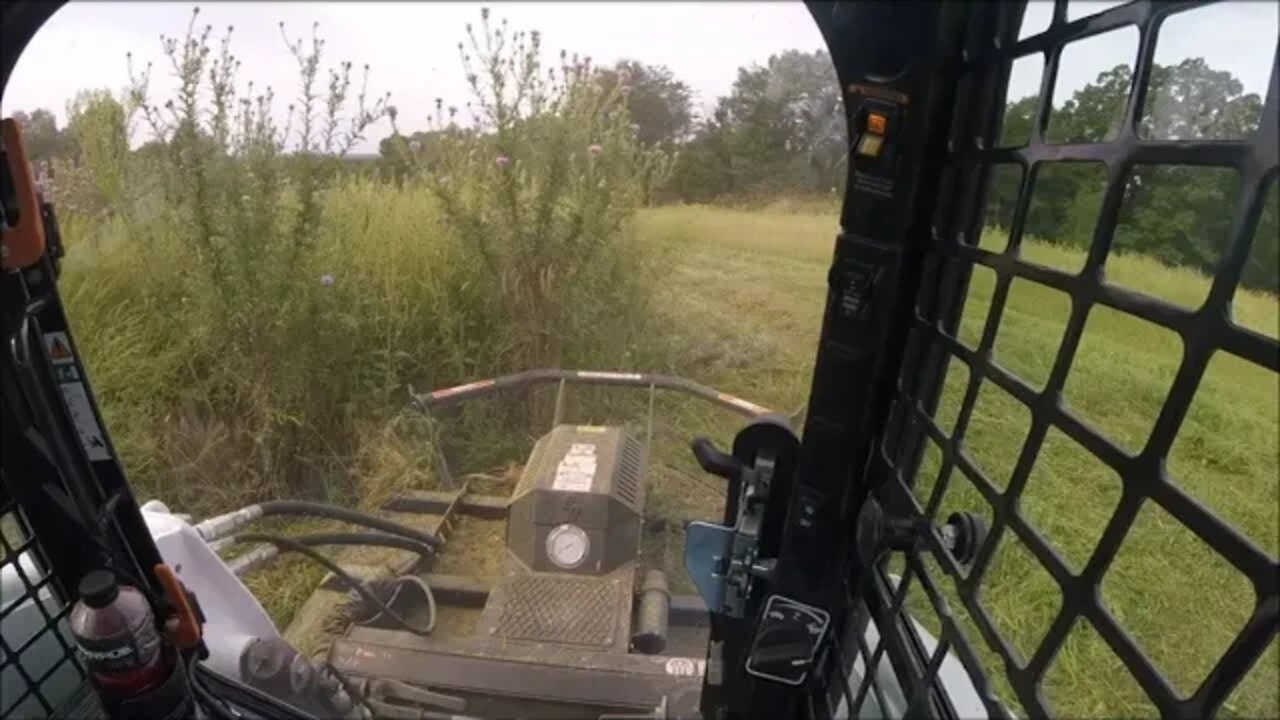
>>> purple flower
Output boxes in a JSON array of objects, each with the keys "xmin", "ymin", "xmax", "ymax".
[
  {"xmin": 495, "ymin": 154, "xmax": 510, "ymax": 168},
  {"xmin": 319, "ymin": 274, "xmax": 336, "ymax": 288},
  {"xmin": 588, "ymin": 143, "xmax": 603, "ymax": 156}
]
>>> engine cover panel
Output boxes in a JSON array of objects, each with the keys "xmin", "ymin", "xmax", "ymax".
[{"xmin": 506, "ymin": 425, "xmax": 645, "ymax": 576}]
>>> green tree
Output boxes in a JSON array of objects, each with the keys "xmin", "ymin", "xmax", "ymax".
[
  {"xmin": 996, "ymin": 56, "xmax": 1273, "ymax": 291},
  {"xmin": 596, "ymin": 60, "xmax": 693, "ymax": 150},
  {"xmin": 377, "ymin": 124, "xmax": 453, "ymax": 182},
  {"xmin": 1244, "ymin": 182, "xmax": 1279, "ymax": 293},
  {"xmin": 670, "ymin": 48, "xmax": 846, "ymax": 201},
  {"xmin": 65, "ymin": 90, "xmax": 131, "ymax": 212},
  {"xmin": 1142, "ymin": 57, "xmax": 1263, "ymax": 141},
  {"xmin": 386, "ymin": 9, "xmax": 671, "ymax": 369},
  {"xmin": 1047, "ymin": 64, "xmax": 1132, "ymax": 143},
  {"xmin": 9, "ymin": 108, "xmax": 76, "ymax": 164}
]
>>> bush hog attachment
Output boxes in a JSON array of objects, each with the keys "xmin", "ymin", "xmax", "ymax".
[{"xmin": 325, "ymin": 371, "xmax": 778, "ymax": 719}]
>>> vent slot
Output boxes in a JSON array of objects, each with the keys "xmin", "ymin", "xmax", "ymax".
[{"xmin": 614, "ymin": 435, "xmax": 644, "ymax": 507}]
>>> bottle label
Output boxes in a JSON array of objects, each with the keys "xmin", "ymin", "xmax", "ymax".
[{"xmin": 75, "ymin": 620, "xmax": 162, "ymax": 674}]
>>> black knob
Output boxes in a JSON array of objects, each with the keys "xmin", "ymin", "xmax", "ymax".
[
  {"xmin": 691, "ymin": 437, "xmax": 743, "ymax": 480},
  {"xmin": 751, "ymin": 624, "xmax": 814, "ymax": 666}
]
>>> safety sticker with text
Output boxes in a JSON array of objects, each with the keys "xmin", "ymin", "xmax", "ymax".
[
  {"xmin": 553, "ymin": 443, "xmax": 597, "ymax": 492},
  {"xmin": 43, "ymin": 331, "xmax": 75, "ymax": 365},
  {"xmin": 58, "ymin": 380, "xmax": 111, "ymax": 462}
]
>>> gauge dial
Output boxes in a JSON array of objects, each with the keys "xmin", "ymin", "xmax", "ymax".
[{"xmin": 546, "ymin": 523, "xmax": 590, "ymax": 569}]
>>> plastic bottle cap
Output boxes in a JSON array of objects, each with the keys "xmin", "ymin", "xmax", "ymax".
[{"xmin": 78, "ymin": 570, "xmax": 120, "ymax": 608}]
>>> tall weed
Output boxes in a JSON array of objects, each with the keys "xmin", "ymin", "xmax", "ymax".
[
  {"xmin": 53, "ymin": 7, "xmax": 674, "ymax": 514},
  {"xmin": 386, "ymin": 8, "xmax": 672, "ymax": 372}
]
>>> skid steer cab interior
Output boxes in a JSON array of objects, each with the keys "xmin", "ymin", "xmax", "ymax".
[{"xmin": 2, "ymin": 1, "xmax": 1277, "ymax": 719}]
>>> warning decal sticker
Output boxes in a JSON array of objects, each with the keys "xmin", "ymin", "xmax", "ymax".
[
  {"xmin": 552, "ymin": 442, "xmax": 597, "ymax": 492},
  {"xmin": 58, "ymin": 381, "xmax": 111, "ymax": 462},
  {"xmin": 44, "ymin": 331, "xmax": 75, "ymax": 365}
]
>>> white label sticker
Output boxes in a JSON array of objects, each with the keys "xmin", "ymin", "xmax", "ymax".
[
  {"xmin": 58, "ymin": 381, "xmax": 111, "ymax": 461},
  {"xmin": 43, "ymin": 331, "xmax": 75, "ymax": 365},
  {"xmin": 664, "ymin": 657, "xmax": 706, "ymax": 677},
  {"xmin": 744, "ymin": 595, "xmax": 831, "ymax": 687},
  {"xmin": 552, "ymin": 442, "xmax": 597, "ymax": 492},
  {"xmin": 576, "ymin": 371, "xmax": 643, "ymax": 381}
]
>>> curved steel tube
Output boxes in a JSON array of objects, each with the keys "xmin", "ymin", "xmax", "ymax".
[{"xmin": 410, "ymin": 369, "xmax": 774, "ymax": 418}]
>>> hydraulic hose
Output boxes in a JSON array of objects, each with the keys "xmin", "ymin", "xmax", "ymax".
[
  {"xmin": 197, "ymin": 500, "xmax": 442, "ymax": 550},
  {"xmin": 289, "ymin": 531, "xmax": 436, "ymax": 559},
  {"xmin": 226, "ymin": 532, "xmax": 434, "ymax": 577},
  {"xmin": 235, "ymin": 532, "xmax": 435, "ymax": 636},
  {"xmin": 358, "ymin": 574, "xmax": 436, "ymax": 636},
  {"xmin": 257, "ymin": 501, "xmax": 443, "ymax": 551}
]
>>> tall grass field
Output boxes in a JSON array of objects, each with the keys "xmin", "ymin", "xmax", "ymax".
[{"xmin": 58, "ymin": 195, "xmax": 1278, "ymax": 718}]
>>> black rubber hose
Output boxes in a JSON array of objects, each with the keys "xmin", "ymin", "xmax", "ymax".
[
  {"xmin": 256, "ymin": 500, "xmax": 442, "ymax": 551},
  {"xmin": 235, "ymin": 532, "xmax": 434, "ymax": 636},
  {"xmin": 289, "ymin": 531, "xmax": 436, "ymax": 559},
  {"xmin": 188, "ymin": 654, "xmax": 242, "ymax": 720}
]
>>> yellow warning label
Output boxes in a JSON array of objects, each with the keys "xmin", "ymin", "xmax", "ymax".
[{"xmin": 856, "ymin": 134, "xmax": 884, "ymax": 158}]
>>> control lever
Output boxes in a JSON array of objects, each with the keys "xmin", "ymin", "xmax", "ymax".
[
  {"xmin": 685, "ymin": 419, "xmax": 797, "ymax": 620},
  {"xmin": 691, "ymin": 437, "xmax": 742, "ymax": 480},
  {"xmin": 750, "ymin": 638, "xmax": 815, "ymax": 666}
]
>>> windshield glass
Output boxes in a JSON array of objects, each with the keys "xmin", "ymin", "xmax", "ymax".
[{"xmin": 4, "ymin": 1, "xmax": 836, "ymax": 713}]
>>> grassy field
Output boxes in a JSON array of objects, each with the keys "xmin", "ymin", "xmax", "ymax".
[
  {"xmin": 60, "ymin": 199, "xmax": 1275, "ymax": 717},
  {"xmin": 637, "ymin": 205, "xmax": 1278, "ymax": 719}
]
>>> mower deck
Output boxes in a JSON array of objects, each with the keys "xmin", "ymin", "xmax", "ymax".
[
  {"xmin": 330, "ymin": 624, "xmax": 704, "ymax": 718},
  {"xmin": 324, "ymin": 460, "xmax": 714, "ymax": 719}
]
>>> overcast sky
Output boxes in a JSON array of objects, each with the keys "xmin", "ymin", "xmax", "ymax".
[{"xmin": 3, "ymin": 1, "xmax": 1275, "ymax": 154}]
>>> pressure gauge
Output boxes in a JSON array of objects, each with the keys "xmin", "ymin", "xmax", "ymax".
[{"xmin": 545, "ymin": 524, "xmax": 590, "ymax": 569}]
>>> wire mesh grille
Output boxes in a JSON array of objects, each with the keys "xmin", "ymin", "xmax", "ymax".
[
  {"xmin": 848, "ymin": 1, "xmax": 1278, "ymax": 717},
  {"xmin": 494, "ymin": 574, "xmax": 621, "ymax": 646},
  {"xmin": 0, "ymin": 487, "xmax": 86, "ymax": 719}
]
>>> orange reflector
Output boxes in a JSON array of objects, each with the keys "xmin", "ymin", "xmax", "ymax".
[
  {"xmin": 867, "ymin": 112, "xmax": 887, "ymax": 135},
  {"xmin": 1, "ymin": 118, "xmax": 47, "ymax": 271},
  {"xmin": 153, "ymin": 564, "xmax": 202, "ymax": 651}
]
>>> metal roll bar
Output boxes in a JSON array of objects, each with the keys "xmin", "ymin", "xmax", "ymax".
[{"xmin": 410, "ymin": 369, "xmax": 775, "ymax": 418}]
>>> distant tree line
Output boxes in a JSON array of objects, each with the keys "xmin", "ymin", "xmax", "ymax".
[
  {"xmin": 990, "ymin": 57, "xmax": 1276, "ymax": 293},
  {"xmin": 379, "ymin": 49, "xmax": 848, "ymax": 203},
  {"xmin": 13, "ymin": 51, "xmax": 1276, "ymax": 293}
]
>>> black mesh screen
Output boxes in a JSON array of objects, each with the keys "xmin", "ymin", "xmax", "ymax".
[
  {"xmin": 847, "ymin": 1, "xmax": 1277, "ymax": 717},
  {"xmin": 0, "ymin": 487, "xmax": 85, "ymax": 718}
]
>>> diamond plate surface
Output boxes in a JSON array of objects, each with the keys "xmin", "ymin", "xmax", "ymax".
[{"xmin": 494, "ymin": 574, "xmax": 619, "ymax": 646}]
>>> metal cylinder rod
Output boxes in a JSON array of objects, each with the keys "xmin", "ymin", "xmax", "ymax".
[{"xmin": 632, "ymin": 569, "xmax": 671, "ymax": 655}]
